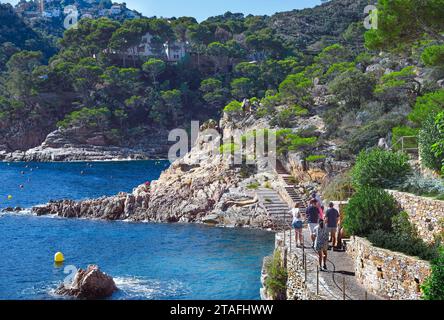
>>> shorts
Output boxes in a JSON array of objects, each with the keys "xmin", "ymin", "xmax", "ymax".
[
  {"xmin": 328, "ymin": 227, "xmax": 337, "ymax": 233},
  {"xmin": 292, "ymin": 221, "xmax": 303, "ymax": 229},
  {"xmin": 317, "ymin": 243, "xmax": 329, "ymax": 253},
  {"xmin": 308, "ymin": 223, "xmax": 318, "ymax": 235}
]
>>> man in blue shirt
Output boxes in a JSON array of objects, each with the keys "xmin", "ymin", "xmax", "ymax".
[
  {"xmin": 306, "ymin": 199, "xmax": 320, "ymax": 248},
  {"xmin": 325, "ymin": 202, "xmax": 340, "ymax": 249}
]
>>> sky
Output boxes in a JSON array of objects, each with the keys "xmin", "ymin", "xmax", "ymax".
[{"xmin": 2, "ymin": 0, "xmax": 324, "ymax": 21}]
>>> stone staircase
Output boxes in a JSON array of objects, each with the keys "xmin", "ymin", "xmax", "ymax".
[
  {"xmin": 256, "ymin": 188, "xmax": 291, "ymax": 229},
  {"xmin": 276, "ymin": 160, "xmax": 307, "ymax": 215},
  {"xmin": 284, "ymin": 186, "xmax": 307, "ymax": 215}
]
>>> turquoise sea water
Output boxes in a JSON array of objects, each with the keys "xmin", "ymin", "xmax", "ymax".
[{"xmin": 0, "ymin": 161, "xmax": 274, "ymax": 300}]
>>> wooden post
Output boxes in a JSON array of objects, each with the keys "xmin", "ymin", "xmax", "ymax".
[
  {"xmin": 283, "ymin": 224, "xmax": 286, "ymax": 245},
  {"xmin": 304, "ymin": 253, "xmax": 307, "ymax": 283},
  {"xmin": 316, "ymin": 266, "xmax": 319, "ymax": 295},
  {"xmin": 289, "ymin": 227, "xmax": 292, "ymax": 252},
  {"xmin": 302, "ymin": 244, "xmax": 305, "ymax": 265},
  {"xmin": 365, "ymin": 291, "xmax": 368, "ymax": 301},
  {"xmin": 343, "ymin": 277, "xmax": 346, "ymax": 300},
  {"xmin": 402, "ymin": 137, "xmax": 404, "ymax": 153}
]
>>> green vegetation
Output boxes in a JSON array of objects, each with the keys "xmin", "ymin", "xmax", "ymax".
[
  {"xmin": 364, "ymin": 0, "xmax": 444, "ymax": 51},
  {"xmin": 57, "ymin": 107, "xmax": 111, "ymax": 129},
  {"xmin": 398, "ymin": 173, "xmax": 444, "ymax": 198},
  {"xmin": 322, "ymin": 171, "xmax": 355, "ymax": 201},
  {"xmin": 344, "ymin": 187, "xmax": 398, "ymax": 237},
  {"xmin": 422, "ymin": 45, "xmax": 444, "ymax": 67},
  {"xmin": 418, "ymin": 115, "xmax": 444, "ymax": 173},
  {"xmin": 351, "ymin": 149, "xmax": 411, "ymax": 189},
  {"xmin": 409, "ymin": 90, "xmax": 444, "ymax": 126},
  {"xmin": 305, "ymin": 155, "xmax": 326, "ymax": 162},
  {"xmin": 246, "ymin": 182, "xmax": 260, "ymax": 190},
  {"xmin": 274, "ymin": 129, "xmax": 317, "ymax": 156},
  {"xmin": 264, "ymin": 250, "xmax": 287, "ymax": 300},
  {"xmin": 223, "ymin": 100, "xmax": 243, "ymax": 117},
  {"xmin": 368, "ymin": 212, "xmax": 439, "ymax": 262},
  {"xmin": 431, "ymin": 112, "xmax": 444, "ymax": 174},
  {"xmin": 422, "ymin": 248, "xmax": 444, "ymax": 300}
]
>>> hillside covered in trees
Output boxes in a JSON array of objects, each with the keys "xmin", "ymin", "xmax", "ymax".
[{"xmin": 0, "ymin": 0, "xmax": 443, "ymax": 162}]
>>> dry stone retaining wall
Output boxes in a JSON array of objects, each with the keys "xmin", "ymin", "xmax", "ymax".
[
  {"xmin": 387, "ymin": 190, "xmax": 444, "ymax": 243},
  {"xmin": 348, "ymin": 236, "xmax": 431, "ymax": 300}
]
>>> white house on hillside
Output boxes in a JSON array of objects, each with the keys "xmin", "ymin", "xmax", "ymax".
[
  {"xmin": 125, "ymin": 32, "xmax": 188, "ymax": 62},
  {"xmin": 110, "ymin": 4, "xmax": 122, "ymax": 15},
  {"xmin": 164, "ymin": 41, "xmax": 188, "ymax": 62}
]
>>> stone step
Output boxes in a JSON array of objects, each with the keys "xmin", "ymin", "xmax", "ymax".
[
  {"xmin": 265, "ymin": 209, "xmax": 289, "ymax": 214},
  {"xmin": 266, "ymin": 207, "xmax": 288, "ymax": 211},
  {"xmin": 264, "ymin": 206, "xmax": 289, "ymax": 210}
]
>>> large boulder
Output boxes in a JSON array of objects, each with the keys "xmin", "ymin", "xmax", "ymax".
[{"xmin": 56, "ymin": 265, "xmax": 117, "ymax": 299}]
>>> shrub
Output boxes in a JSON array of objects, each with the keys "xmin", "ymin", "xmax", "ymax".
[
  {"xmin": 368, "ymin": 212, "xmax": 439, "ymax": 261},
  {"xmin": 278, "ymin": 73, "xmax": 312, "ymax": 104},
  {"xmin": 432, "ymin": 111, "xmax": 444, "ymax": 174},
  {"xmin": 351, "ymin": 148, "xmax": 411, "ymax": 189},
  {"xmin": 264, "ymin": 181, "xmax": 272, "ymax": 189},
  {"xmin": 57, "ymin": 106, "xmax": 111, "ymax": 129},
  {"xmin": 223, "ymin": 100, "xmax": 243, "ymax": 116},
  {"xmin": 305, "ymin": 155, "xmax": 326, "ymax": 162},
  {"xmin": 421, "ymin": 45, "xmax": 444, "ymax": 67},
  {"xmin": 275, "ymin": 129, "xmax": 317, "ymax": 155},
  {"xmin": 408, "ymin": 90, "xmax": 444, "ymax": 126},
  {"xmin": 264, "ymin": 250, "xmax": 287, "ymax": 300},
  {"xmin": 397, "ymin": 173, "xmax": 444, "ymax": 197},
  {"xmin": 419, "ymin": 114, "xmax": 444, "ymax": 172},
  {"xmin": 343, "ymin": 187, "xmax": 398, "ymax": 237},
  {"xmin": 246, "ymin": 182, "xmax": 260, "ymax": 190},
  {"xmin": 322, "ymin": 171, "xmax": 355, "ymax": 201},
  {"xmin": 422, "ymin": 247, "xmax": 444, "ymax": 300},
  {"xmin": 368, "ymin": 230, "xmax": 438, "ymax": 262}
]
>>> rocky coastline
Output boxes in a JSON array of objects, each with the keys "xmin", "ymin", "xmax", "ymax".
[
  {"xmin": 28, "ymin": 115, "xmax": 281, "ymax": 229},
  {"xmin": 0, "ymin": 126, "xmax": 170, "ymax": 162}
]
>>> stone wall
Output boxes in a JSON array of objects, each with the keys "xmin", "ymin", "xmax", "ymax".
[
  {"xmin": 348, "ymin": 236, "xmax": 431, "ymax": 300},
  {"xmin": 260, "ymin": 233, "xmax": 324, "ymax": 300},
  {"xmin": 387, "ymin": 190, "xmax": 444, "ymax": 243}
]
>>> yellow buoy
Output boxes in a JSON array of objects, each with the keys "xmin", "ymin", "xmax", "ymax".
[
  {"xmin": 54, "ymin": 252, "xmax": 65, "ymax": 263},
  {"xmin": 7, "ymin": 195, "xmax": 12, "ymax": 200}
]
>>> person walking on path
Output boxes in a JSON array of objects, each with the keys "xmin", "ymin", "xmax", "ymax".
[
  {"xmin": 311, "ymin": 191, "xmax": 323, "ymax": 208},
  {"xmin": 314, "ymin": 219, "xmax": 329, "ymax": 271},
  {"xmin": 306, "ymin": 199, "xmax": 320, "ymax": 248},
  {"xmin": 291, "ymin": 206, "xmax": 304, "ymax": 247},
  {"xmin": 316, "ymin": 200, "xmax": 324, "ymax": 220},
  {"xmin": 325, "ymin": 202, "xmax": 340, "ymax": 249}
]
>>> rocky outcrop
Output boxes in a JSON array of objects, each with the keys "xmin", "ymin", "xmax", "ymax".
[
  {"xmin": 56, "ymin": 265, "xmax": 117, "ymax": 299},
  {"xmin": 32, "ymin": 117, "xmax": 275, "ymax": 228},
  {"xmin": 33, "ymin": 184, "xmax": 150, "ymax": 220},
  {"xmin": 1, "ymin": 126, "xmax": 170, "ymax": 161}
]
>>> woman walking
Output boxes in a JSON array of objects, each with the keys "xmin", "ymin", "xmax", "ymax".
[
  {"xmin": 314, "ymin": 219, "xmax": 329, "ymax": 271},
  {"xmin": 291, "ymin": 206, "xmax": 304, "ymax": 247}
]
